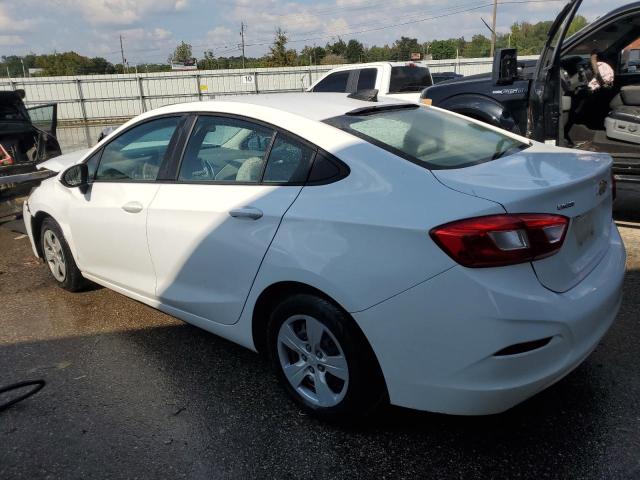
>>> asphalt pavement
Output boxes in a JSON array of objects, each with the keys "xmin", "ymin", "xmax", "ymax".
[{"xmin": 0, "ymin": 198, "xmax": 639, "ymax": 479}]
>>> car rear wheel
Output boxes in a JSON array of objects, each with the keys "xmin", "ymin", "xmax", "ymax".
[
  {"xmin": 40, "ymin": 217, "xmax": 86, "ymax": 292},
  {"xmin": 267, "ymin": 293, "xmax": 386, "ymax": 422}
]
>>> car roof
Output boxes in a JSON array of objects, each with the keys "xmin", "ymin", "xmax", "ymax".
[{"xmin": 151, "ymin": 92, "xmax": 414, "ymax": 122}]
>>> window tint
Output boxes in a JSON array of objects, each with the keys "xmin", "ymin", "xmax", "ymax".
[
  {"xmin": 178, "ymin": 116, "xmax": 274, "ymax": 183},
  {"xmin": 85, "ymin": 149, "xmax": 102, "ymax": 180},
  {"xmin": 95, "ymin": 116, "xmax": 180, "ymax": 181},
  {"xmin": 313, "ymin": 71, "xmax": 350, "ymax": 92},
  {"xmin": 263, "ymin": 133, "xmax": 315, "ymax": 183},
  {"xmin": 357, "ymin": 68, "xmax": 377, "ymax": 90},
  {"xmin": 324, "ymin": 106, "xmax": 527, "ymax": 170},
  {"xmin": 388, "ymin": 66, "xmax": 432, "ymax": 93}
]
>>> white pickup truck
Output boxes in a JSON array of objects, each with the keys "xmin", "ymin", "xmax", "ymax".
[{"xmin": 307, "ymin": 61, "xmax": 433, "ymax": 103}]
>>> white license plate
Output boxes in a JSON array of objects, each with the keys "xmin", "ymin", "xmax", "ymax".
[{"xmin": 574, "ymin": 212, "xmax": 596, "ymax": 246}]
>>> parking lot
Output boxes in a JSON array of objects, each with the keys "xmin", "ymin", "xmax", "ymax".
[{"xmin": 0, "ymin": 193, "xmax": 638, "ymax": 480}]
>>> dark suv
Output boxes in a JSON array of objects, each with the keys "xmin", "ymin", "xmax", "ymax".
[
  {"xmin": 422, "ymin": 0, "xmax": 640, "ymax": 184},
  {"xmin": 0, "ymin": 90, "xmax": 61, "ymax": 210}
]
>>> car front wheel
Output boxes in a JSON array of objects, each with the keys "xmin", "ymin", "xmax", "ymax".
[
  {"xmin": 268, "ymin": 293, "xmax": 386, "ymax": 422},
  {"xmin": 40, "ymin": 217, "xmax": 87, "ymax": 292}
]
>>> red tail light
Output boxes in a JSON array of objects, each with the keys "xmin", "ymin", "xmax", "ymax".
[
  {"xmin": 430, "ymin": 214, "xmax": 569, "ymax": 268},
  {"xmin": 0, "ymin": 144, "xmax": 14, "ymax": 166}
]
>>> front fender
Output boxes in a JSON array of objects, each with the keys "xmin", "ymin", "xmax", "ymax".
[{"xmin": 436, "ymin": 94, "xmax": 520, "ymax": 133}]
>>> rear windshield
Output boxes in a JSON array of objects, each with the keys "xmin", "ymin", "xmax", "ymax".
[
  {"xmin": 389, "ymin": 66, "xmax": 432, "ymax": 93},
  {"xmin": 0, "ymin": 104, "xmax": 27, "ymax": 122},
  {"xmin": 324, "ymin": 106, "xmax": 529, "ymax": 170}
]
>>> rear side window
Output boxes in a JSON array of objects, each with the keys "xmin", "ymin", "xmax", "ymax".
[
  {"xmin": 389, "ymin": 66, "xmax": 432, "ymax": 93},
  {"xmin": 357, "ymin": 68, "xmax": 377, "ymax": 90},
  {"xmin": 324, "ymin": 106, "xmax": 528, "ymax": 170},
  {"xmin": 313, "ymin": 71, "xmax": 350, "ymax": 92},
  {"xmin": 178, "ymin": 116, "xmax": 274, "ymax": 183},
  {"xmin": 263, "ymin": 133, "xmax": 315, "ymax": 183}
]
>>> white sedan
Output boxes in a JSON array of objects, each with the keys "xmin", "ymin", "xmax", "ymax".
[{"xmin": 23, "ymin": 93, "xmax": 625, "ymax": 421}]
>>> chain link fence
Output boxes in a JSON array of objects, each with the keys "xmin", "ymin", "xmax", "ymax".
[{"xmin": 0, "ymin": 56, "xmax": 539, "ymax": 125}]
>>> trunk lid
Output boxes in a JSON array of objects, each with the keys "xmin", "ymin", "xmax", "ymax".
[{"xmin": 432, "ymin": 143, "xmax": 614, "ymax": 292}]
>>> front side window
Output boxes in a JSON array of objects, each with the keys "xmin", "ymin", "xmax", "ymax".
[
  {"xmin": 95, "ymin": 116, "xmax": 180, "ymax": 181},
  {"xmin": 178, "ymin": 116, "xmax": 274, "ymax": 182},
  {"xmin": 312, "ymin": 71, "xmax": 350, "ymax": 92},
  {"xmin": 324, "ymin": 106, "xmax": 528, "ymax": 170}
]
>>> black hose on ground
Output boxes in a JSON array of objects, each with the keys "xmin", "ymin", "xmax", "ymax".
[{"xmin": 0, "ymin": 380, "xmax": 45, "ymax": 412}]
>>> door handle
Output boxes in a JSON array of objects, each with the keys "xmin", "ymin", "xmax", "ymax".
[
  {"xmin": 229, "ymin": 206, "xmax": 263, "ymax": 220},
  {"xmin": 122, "ymin": 201, "xmax": 143, "ymax": 213}
]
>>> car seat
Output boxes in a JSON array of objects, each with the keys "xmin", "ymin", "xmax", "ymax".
[{"xmin": 605, "ymin": 85, "xmax": 640, "ymax": 144}]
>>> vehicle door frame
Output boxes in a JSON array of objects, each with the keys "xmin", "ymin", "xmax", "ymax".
[
  {"xmin": 527, "ymin": 0, "xmax": 583, "ymax": 144},
  {"xmin": 26, "ymin": 103, "xmax": 58, "ymax": 137}
]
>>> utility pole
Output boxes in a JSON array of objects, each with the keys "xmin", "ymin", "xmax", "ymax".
[
  {"xmin": 490, "ymin": 0, "xmax": 498, "ymax": 58},
  {"xmin": 240, "ymin": 21, "xmax": 246, "ymax": 69},
  {"xmin": 120, "ymin": 34, "xmax": 128, "ymax": 74}
]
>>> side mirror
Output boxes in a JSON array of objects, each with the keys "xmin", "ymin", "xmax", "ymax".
[
  {"xmin": 492, "ymin": 48, "xmax": 518, "ymax": 85},
  {"xmin": 60, "ymin": 163, "xmax": 89, "ymax": 193}
]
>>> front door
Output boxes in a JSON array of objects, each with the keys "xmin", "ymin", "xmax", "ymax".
[
  {"xmin": 528, "ymin": 0, "xmax": 583, "ymax": 144},
  {"xmin": 147, "ymin": 114, "xmax": 316, "ymax": 325},
  {"xmin": 68, "ymin": 115, "xmax": 183, "ymax": 298}
]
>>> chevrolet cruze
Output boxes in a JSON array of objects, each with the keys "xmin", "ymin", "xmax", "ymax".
[{"xmin": 23, "ymin": 93, "xmax": 625, "ymax": 421}]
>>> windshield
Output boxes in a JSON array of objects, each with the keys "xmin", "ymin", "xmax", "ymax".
[
  {"xmin": 324, "ymin": 106, "xmax": 528, "ymax": 170},
  {"xmin": 388, "ymin": 67, "xmax": 432, "ymax": 93}
]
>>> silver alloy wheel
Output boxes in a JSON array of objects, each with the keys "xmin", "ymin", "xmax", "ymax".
[
  {"xmin": 277, "ymin": 314, "xmax": 349, "ymax": 407},
  {"xmin": 43, "ymin": 229, "xmax": 66, "ymax": 282}
]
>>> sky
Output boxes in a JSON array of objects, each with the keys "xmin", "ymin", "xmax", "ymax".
[{"xmin": 0, "ymin": 0, "xmax": 633, "ymax": 63}]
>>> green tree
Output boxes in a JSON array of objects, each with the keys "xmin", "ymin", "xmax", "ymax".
[
  {"xmin": 267, "ymin": 28, "xmax": 297, "ymax": 67},
  {"xmin": 392, "ymin": 36, "xmax": 420, "ymax": 60},
  {"xmin": 326, "ymin": 39, "xmax": 347, "ymax": 57},
  {"xmin": 346, "ymin": 39, "xmax": 365, "ymax": 63},
  {"xmin": 464, "ymin": 34, "xmax": 491, "ymax": 58},
  {"xmin": 170, "ymin": 41, "xmax": 193, "ymax": 64},
  {"xmin": 430, "ymin": 39, "xmax": 457, "ymax": 60}
]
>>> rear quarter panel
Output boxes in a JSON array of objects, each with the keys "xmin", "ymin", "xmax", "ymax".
[{"xmin": 249, "ymin": 137, "xmax": 506, "ymax": 314}]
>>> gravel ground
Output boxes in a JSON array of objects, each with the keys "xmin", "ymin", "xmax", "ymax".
[{"xmin": 0, "ymin": 196, "xmax": 639, "ymax": 479}]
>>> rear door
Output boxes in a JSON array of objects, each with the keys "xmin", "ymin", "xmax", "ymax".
[
  {"xmin": 147, "ymin": 114, "xmax": 315, "ymax": 325},
  {"xmin": 528, "ymin": 0, "xmax": 582, "ymax": 144}
]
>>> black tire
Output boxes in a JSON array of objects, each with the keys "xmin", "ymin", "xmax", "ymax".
[
  {"xmin": 267, "ymin": 293, "xmax": 387, "ymax": 422},
  {"xmin": 40, "ymin": 217, "xmax": 87, "ymax": 292}
]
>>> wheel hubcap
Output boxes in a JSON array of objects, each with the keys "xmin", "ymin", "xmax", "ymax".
[
  {"xmin": 43, "ymin": 230, "xmax": 66, "ymax": 282},
  {"xmin": 277, "ymin": 315, "xmax": 349, "ymax": 408}
]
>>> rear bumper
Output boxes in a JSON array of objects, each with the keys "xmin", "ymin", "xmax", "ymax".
[{"xmin": 353, "ymin": 222, "xmax": 625, "ymax": 415}]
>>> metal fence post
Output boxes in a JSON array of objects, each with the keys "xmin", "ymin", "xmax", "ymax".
[
  {"xmin": 254, "ymin": 71, "xmax": 259, "ymax": 94},
  {"xmin": 8, "ymin": 79, "xmax": 16, "ymax": 91},
  {"xmin": 137, "ymin": 76, "xmax": 146, "ymax": 113},
  {"xmin": 75, "ymin": 78, "xmax": 88, "ymax": 123},
  {"xmin": 196, "ymin": 74, "xmax": 202, "ymax": 101},
  {"xmin": 307, "ymin": 70, "xmax": 312, "ymax": 91}
]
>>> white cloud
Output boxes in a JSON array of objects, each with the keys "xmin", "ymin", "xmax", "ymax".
[
  {"xmin": 54, "ymin": 0, "xmax": 190, "ymax": 26},
  {"xmin": 0, "ymin": 35, "xmax": 24, "ymax": 46},
  {"xmin": 0, "ymin": 5, "xmax": 39, "ymax": 32}
]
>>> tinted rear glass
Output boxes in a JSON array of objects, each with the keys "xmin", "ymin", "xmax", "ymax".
[
  {"xmin": 357, "ymin": 68, "xmax": 377, "ymax": 90},
  {"xmin": 324, "ymin": 106, "xmax": 528, "ymax": 170},
  {"xmin": 389, "ymin": 66, "xmax": 432, "ymax": 93},
  {"xmin": 313, "ymin": 71, "xmax": 350, "ymax": 92},
  {"xmin": 0, "ymin": 104, "xmax": 27, "ymax": 122}
]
